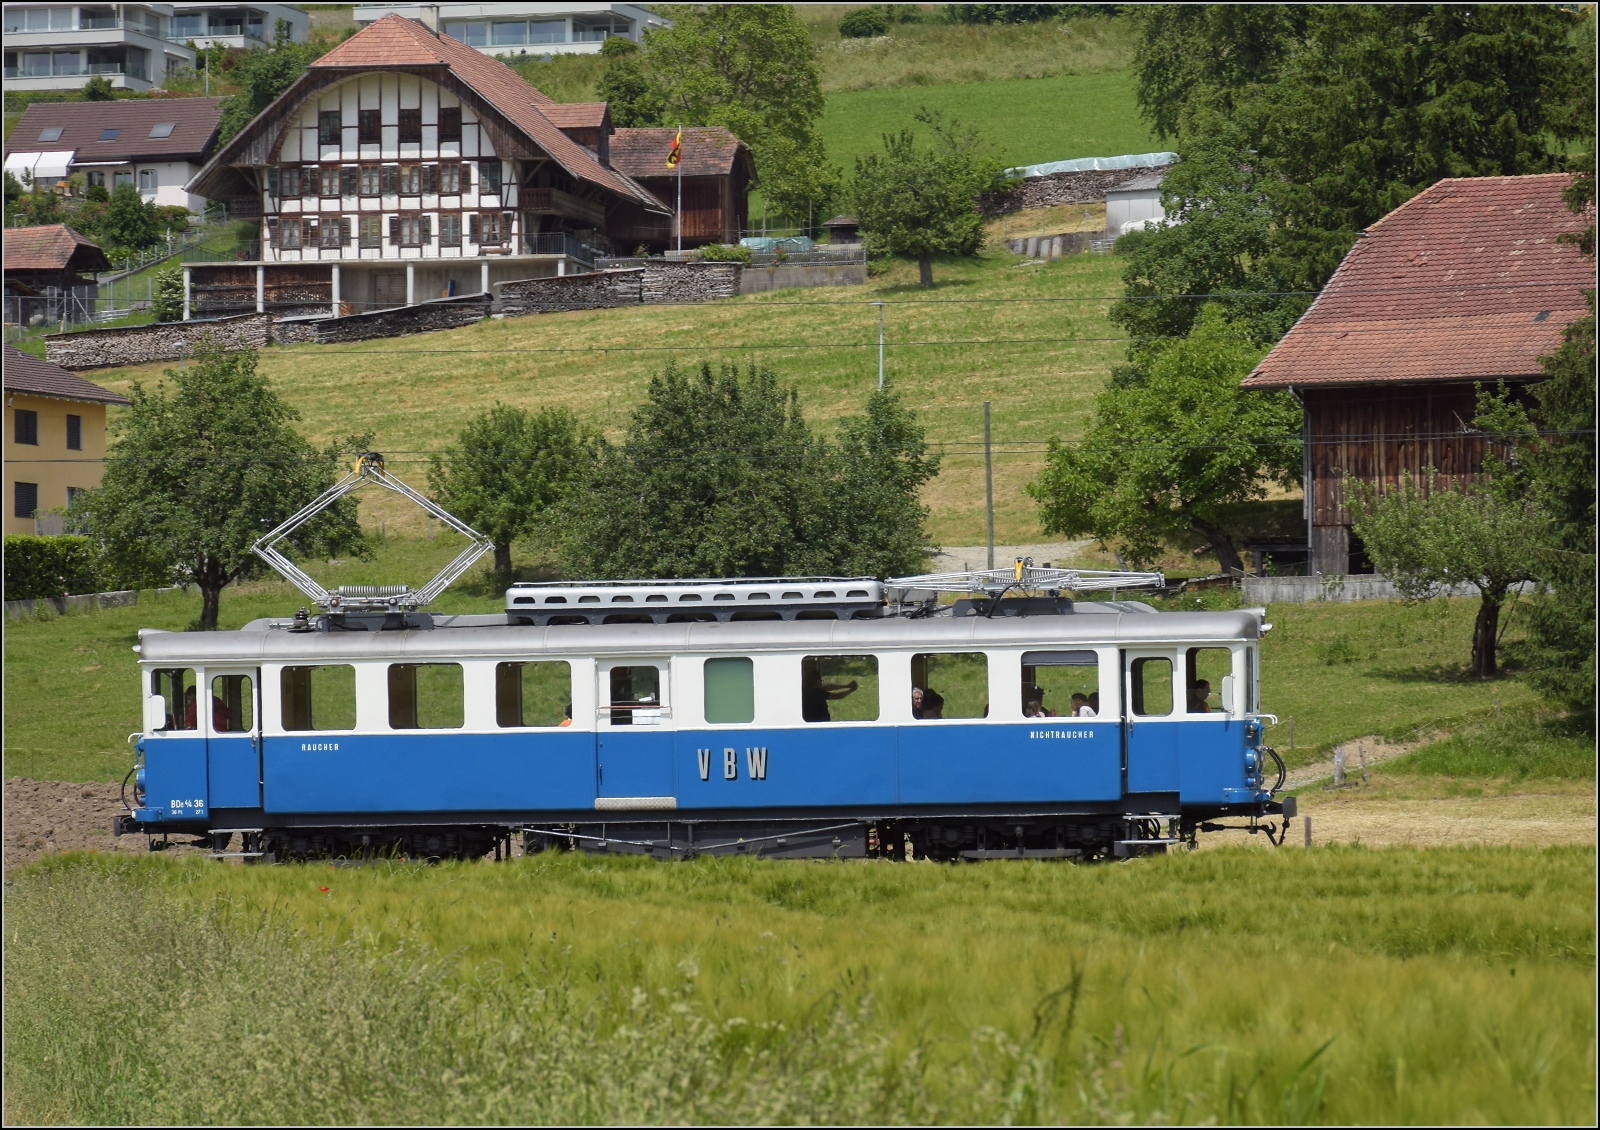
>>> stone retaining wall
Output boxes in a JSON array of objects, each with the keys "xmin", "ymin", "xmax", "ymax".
[
  {"xmin": 45, "ymin": 314, "xmax": 274, "ymax": 370},
  {"xmin": 5, "ymin": 585, "xmax": 182, "ymax": 621},
  {"xmin": 980, "ymin": 165, "xmax": 1171, "ymax": 214},
  {"xmin": 1004, "ymin": 232, "xmax": 1099, "ymax": 258},
  {"xmin": 738, "ymin": 261, "xmax": 866, "ymax": 293},
  {"xmin": 308, "ymin": 292, "xmax": 491, "ymax": 343},
  {"xmin": 499, "ymin": 261, "xmax": 742, "ymax": 316}
]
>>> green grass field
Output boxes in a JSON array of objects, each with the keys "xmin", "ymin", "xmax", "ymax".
[{"xmin": 6, "ymin": 845, "xmax": 1593, "ymax": 1124}]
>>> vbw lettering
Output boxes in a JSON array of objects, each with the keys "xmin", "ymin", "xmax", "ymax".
[{"xmin": 697, "ymin": 747, "xmax": 769, "ymax": 781}]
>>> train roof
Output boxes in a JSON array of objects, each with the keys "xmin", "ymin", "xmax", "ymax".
[{"xmin": 136, "ymin": 607, "xmax": 1269, "ymax": 665}]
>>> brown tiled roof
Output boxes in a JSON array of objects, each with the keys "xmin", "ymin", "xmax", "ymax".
[
  {"xmin": 610, "ymin": 127, "xmax": 752, "ymax": 179},
  {"xmin": 3, "ymin": 225, "xmax": 112, "ymax": 273},
  {"xmin": 2, "ymin": 345, "xmax": 130, "ymax": 404},
  {"xmin": 541, "ymin": 103, "xmax": 609, "ymax": 130},
  {"xmin": 1244, "ymin": 175, "xmax": 1590, "ymax": 389},
  {"xmin": 11, "ymin": 98, "xmax": 223, "ymax": 164},
  {"xmin": 309, "ymin": 16, "xmax": 664, "ymax": 212}
]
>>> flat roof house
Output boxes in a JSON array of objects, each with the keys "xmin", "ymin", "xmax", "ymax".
[
  {"xmin": 183, "ymin": 13, "xmax": 672, "ymax": 317},
  {"xmin": 3, "ymin": 344, "xmax": 130, "ymax": 535},
  {"xmin": 1241, "ymin": 174, "xmax": 1589, "ymax": 577},
  {"xmin": 353, "ymin": 4, "xmax": 667, "ymax": 57},
  {"xmin": 8, "ymin": 97, "xmax": 224, "ymax": 211},
  {"xmin": 3, "ymin": 3, "xmax": 196, "ymax": 93},
  {"xmin": 168, "ymin": 4, "xmax": 310, "ymax": 50}
]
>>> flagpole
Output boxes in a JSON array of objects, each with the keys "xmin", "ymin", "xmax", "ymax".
[{"xmin": 675, "ymin": 122, "xmax": 682, "ymax": 253}]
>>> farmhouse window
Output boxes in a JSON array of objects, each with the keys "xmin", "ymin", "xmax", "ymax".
[
  {"xmin": 479, "ymin": 160, "xmax": 501, "ymax": 196},
  {"xmin": 397, "ymin": 108, "xmax": 422, "ymax": 143},
  {"xmin": 14, "ymin": 482, "xmax": 38, "ymax": 520},
  {"xmin": 438, "ymin": 162, "xmax": 461, "ymax": 194},
  {"xmin": 278, "ymin": 166, "xmax": 302, "ymax": 197},
  {"xmin": 471, "ymin": 212, "xmax": 505, "ymax": 244},
  {"xmin": 421, "ymin": 164, "xmax": 438, "ymax": 195},
  {"xmin": 440, "ymin": 213, "xmax": 461, "ymax": 246},
  {"xmin": 318, "ymin": 110, "xmax": 341, "ymax": 146},
  {"xmin": 438, "ymin": 106, "xmax": 462, "ymax": 143},
  {"xmin": 66, "ymin": 414, "xmax": 82, "ymax": 451},
  {"xmin": 266, "ymin": 217, "xmax": 279, "ymax": 247},
  {"xmin": 360, "ymin": 164, "xmax": 380, "ymax": 195},
  {"xmin": 393, "ymin": 215, "xmax": 431, "ymax": 247},
  {"xmin": 301, "ymin": 217, "xmax": 319, "ymax": 247},
  {"xmin": 320, "ymin": 218, "xmax": 347, "ymax": 249},
  {"xmin": 358, "ymin": 108, "xmax": 381, "ymax": 144},
  {"xmin": 359, "ymin": 214, "xmax": 381, "ymax": 249},
  {"xmin": 340, "ymin": 165, "xmax": 358, "ymax": 196},
  {"xmin": 398, "ymin": 164, "xmax": 420, "ymax": 195},
  {"xmin": 381, "ymin": 164, "xmax": 399, "ymax": 195},
  {"xmin": 319, "ymin": 165, "xmax": 340, "ymax": 197},
  {"xmin": 14, "ymin": 408, "xmax": 39, "ymax": 445},
  {"xmin": 281, "ymin": 218, "xmax": 302, "ymax": 249}
]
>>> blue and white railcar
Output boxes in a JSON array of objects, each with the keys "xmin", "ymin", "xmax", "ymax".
[{"xmin": 118, "ymin": 581, "xmax": 1289, "ymax": 862}]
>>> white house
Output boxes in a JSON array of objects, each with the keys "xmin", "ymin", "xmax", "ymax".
[
  {"xmin": 3, "ymin": 3, "xmax": 195, "ymax": 93},
  {"xmin": 352, "ymin": 3, "xmax": 667, "ymax": 56},
  {"xmin": 168, "ymin": 4, "xmax": 309, "ymax": 49}
]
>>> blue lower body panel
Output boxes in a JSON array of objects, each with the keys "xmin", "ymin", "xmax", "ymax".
[
  {"xmin": 207, "ymin": 735, "xmax": 259, "ymax": 809},
  {"xmin": 898, "ymin": 720, "xmax": 1122, "ymax": 805},
  {"xmin": 140, "ymin": 735, "xmax": 209, "ymax": 822},
  {"xmin": 675, "ymin": 727, "xmax": 898, "ymax": 809}
]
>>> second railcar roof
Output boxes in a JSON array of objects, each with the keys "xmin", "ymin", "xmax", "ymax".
[{"xmin": 137, "ymin": 608, "xmax": 1268, "ymax": 664}]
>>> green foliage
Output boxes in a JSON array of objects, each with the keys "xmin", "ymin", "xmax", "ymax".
[
  {"xmin": 599, "ymin": 34, "xmax": 640, "ymax": 58},
  {"xmin": 850, "ymin": 109, "xmax": 1000, "ymax": 286},
  {"xmin": 757, "ymin": 133, "xmax": 843, "ymax": 230},
  {"xmin": 839, "ymin": 8, "xmax": 890, "ymax": 39},
  {"xmin": 2, "ymin": 535, "xmax": 95, "ymax": 600},
  {"xmin": 1387, "ymin": 720, "xmax": 1596, "ymax": 781},
  {"xmin": 1348, "ymin": 471, "xmax": 1546, "ymax": 679},
  {"xmin": 83, "ymin": 182, "xmax": 108, "ymax": 204},
  {"xmin": 1029, "ymin": 305, "xmax": 1300, "ymax": 573},
  {"xmin": 563, "ymin": 362, "xmax": 936, "ymax": 579},
  {"xmin": 427, "ymin": 405, "xmax": 597, "ymax": 577},
  {"xmin": 1122, "ymin": 4, "xmax": 1594, "ymax": 339},
  {"xmin": 99, "ymin": 183, "xmax": 162, "ymax": 253},
  {"xmin": 945, "ymin": 4, "xmax": 1073, "ymax": 25},
  {"xmin": 596, "ymin": 49, "xmax": 664, "ymax": 128},
  {"xmin": 150, "ymin": 264, "xmax": 184, "ymax": 323},
  {"xmin": 216, "ymin": 35, "xmax": 324, "ymax": 144},
  {"xmin": 695, "ymin": 242, "xmax": 751, "ymax": 264},
  {"xmin": 81, "ymin": 75, "xmax": 115, "ymax": 101},
  {"xmin": 76, "ymin": 341, "xmax": 368, "ymax": 630}
]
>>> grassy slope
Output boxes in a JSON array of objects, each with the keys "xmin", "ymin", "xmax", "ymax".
[
  {"xmin": 7, "ymin": 847, "xmax": 1594, "ymax": 1124},
  {"xmin": 88, "ymin": 250, "xmax": 1130, "ymax": 546},
  {"xmin": 2, "ymin": 550, "xmax": 1542, "ymax": 782}
]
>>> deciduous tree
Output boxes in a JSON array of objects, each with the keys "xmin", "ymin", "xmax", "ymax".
[
  {"xmin": 427, "ymin": 405, "xmax": 597, "ymax": 577},
  {"xmin": 77, "ymin": 341, "xmax": 367, "ymax": 630}
]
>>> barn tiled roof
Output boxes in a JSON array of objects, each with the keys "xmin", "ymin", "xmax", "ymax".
[
  {"xmin": 308, "ymin": 16, "xmax": 663, "ymax": 212},
  {"xmin": 540, "ymin": 103, "xmax": 609, "ymax": 130},
  {"xmin": 610, "ymin": 127, "xmax": 752, "ymax": 179},
  {"xmin": 3, "ymin": 225, "xmax": 112, "ymax": 273},
  {"xmin": 1244, "ymin": 174, "xmax": 1589, "ymax": 389},
  {"xmin": 11, "ymin": 98, "xmax": 223, "ymax": 164},
  {"xmin": 2, "ymin": 345, "xmax": 130, "ymax": 404}
]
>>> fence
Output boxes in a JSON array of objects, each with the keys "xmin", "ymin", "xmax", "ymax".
[{"xmin": 4, "ymin": 292, "xmax": 159, "ymax": 342}]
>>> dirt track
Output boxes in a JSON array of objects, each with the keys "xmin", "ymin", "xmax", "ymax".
[{"xmin": 4, "ymin": 777, "xmax": 202, "ymax": 871}]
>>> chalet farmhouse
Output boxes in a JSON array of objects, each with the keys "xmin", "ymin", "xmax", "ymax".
[
  {"xmin": 1242, "ymin": 174, "xmax": 1589, "ymax": 576},
  {"xmin": 183, "ymin": 14, "xmax": 680, "ymax": 317}
]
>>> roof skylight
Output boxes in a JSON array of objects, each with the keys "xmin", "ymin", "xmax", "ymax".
[
  {"xmin": 99, "ymin": 128, "xmax": 121, "ymax": 141},
  {"xmin": 149, "ymin": 122, "xmax": 175, "ymax": 138},
  {"xmin": 37, "ymin": 126, "xmax": 63, "ymax": 142}
]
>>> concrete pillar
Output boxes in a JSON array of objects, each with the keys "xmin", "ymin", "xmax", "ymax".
[
  {"xmin": 181, "ymin": 266, "xmax": 191, "ymax": 321},
  {"xmin": 255, "ymin": 265, "xmax": 264, "ymax": 313},
  {"xmin": 558, "ymin": 258, "xmax": 566, "ymax": 277},
  {"xmin": 406, "ymin": 261, "xmax": 415, "ymax": 306},
  {"xmin": 480, "ymin": 260, "xmax": 490, "ymax": 296},
  {"xmin": 330, "ymin": 263, "xmax": 340, "ymax": 316}
]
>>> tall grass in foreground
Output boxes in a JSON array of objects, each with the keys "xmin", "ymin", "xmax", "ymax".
[{"xmin": 7, "ymin": 848, "xmax": 1594, "ymax": 1124}]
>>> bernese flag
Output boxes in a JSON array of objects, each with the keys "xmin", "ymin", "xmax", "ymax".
[{"xmin": 666, "ymin": 127, "xmax": 682, "ymax": 169}]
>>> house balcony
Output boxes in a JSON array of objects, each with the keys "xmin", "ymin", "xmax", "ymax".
[{"xmin": 522, "ymin": 187, "xmax": 608, "ymax": 228}]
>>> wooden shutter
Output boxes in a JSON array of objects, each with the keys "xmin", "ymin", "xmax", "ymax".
[
  {"xmin": 389, "ymin": 215, "xmax": 401, "ymax": 246},
  {"xmin": 303, "ymin": 217, "xmax": 318, "ymax": 246},
  {"xmin": 421, "ymin": 164, "xmax": 437, "ymax": 195},
  {"xmin": 267, "ymin": 217, "xmax": 280, "ymax": 247},
  {"xmin": 381, "ymin": 165, "xmax": 398, "ymax": 195},
  {"xmin": 438, "ymin": 105, "xmax": 462, "ymax": 143},
  {"xmin": 460, "ymin": 163, "xmax": 472, "ymax": 192},
  {"xmin": 266, "ymin": 166, "xmax": 279, "ymax": 195},
  {"xmin": 467, "ymin": 213, "xmax": 479, "ymax": 243},
  {"xmin": 340, "ymin": 165, "xmax": 358, "ymax": 195},
  {"xmin": 340, "ymin": 217, "xmax": 352, "ymax": 246},
  {"xmin": 420, "ymin": 215, "xmax": 432, "ymax": 244}
]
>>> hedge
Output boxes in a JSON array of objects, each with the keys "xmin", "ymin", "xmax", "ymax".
[{"xmin": 3, "ymin": 535, "xmax": 97, "ymax": 601}]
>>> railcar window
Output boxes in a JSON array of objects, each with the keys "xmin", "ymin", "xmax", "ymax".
[
  {"xmin": 388, "ymin": 664, "xmax": 464, "ymax": 730},
  {"xmin": 911, "ymin": 653, "xmax": 987, "ymax": 719},
  {"xmin": 281, "ymin": 665, "xmax": 356, "ymax": 731},
  {"xmin": 609, "ymin": 665, "xmax": 663, "ymax": 726},
  {"xmin": 704, "ymin": 657, "xmax": 755, "ymax": 724},
  {"xmin": 1021, "ymin": 650, "xmax": 1098, "ymax": 718},
  {"xmin": 1130, "ymin": 657, "xmax": 1174, "ymax": 717},
  {"xmin": 1185, "ymin": 647, "xmax": 1232, "ymax": 714},
  {"xmin": 210, "ymin": 675, "xmax": 254, "ymax": 732},
  {"xmin": 495, "ymin": 661, "xmax": 572, "ymax": 727},
  {"xmin": 150, "ymin": 668, "xmax": 196, "ymax": 731},
  {"xmin": 800, "ymin": 655, "xmax": 878, "ymax": 723}
]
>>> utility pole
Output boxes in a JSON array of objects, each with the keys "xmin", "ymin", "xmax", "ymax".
[
  {"xmin": 984, "ymin": 401, "xmax": 995, "ymax": 570},
  {"xmin": 675, "ymin": 123, "xmax": 682, "ymax": 253},
  {"xmin": 873, "ymin": 301, "xmax": 884, "ymax": 390}
]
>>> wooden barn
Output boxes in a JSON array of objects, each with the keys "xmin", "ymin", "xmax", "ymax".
[
  {"xmin": 1241, "ymin": 174, "xmax": 1590, "ymax": 576},
  {"xmin": 608, "ymin": 127, "xmax": 754, "ymax": 249}
]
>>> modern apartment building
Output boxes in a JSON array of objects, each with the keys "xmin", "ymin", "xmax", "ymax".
[
  {"xmin": 352, "ymin": 3, "xmax": 667, "ymax": 57},
  {"xmin": 168, "ymin": 4, "xmax": 309, "ymax": 50}
]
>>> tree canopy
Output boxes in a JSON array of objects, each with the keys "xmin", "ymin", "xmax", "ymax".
[
  {"xmin": 427, "ymin": 405, "xmax": 597, "ymax": 577},
  {"xmin": 77, "ymin": 341, "xmax": 367, "ymax": 630},
  {"xmin": 1028, "ymin": 306, "xmax": 1301, "ymax": 574},
  {"xmin": 850, "ymin": 110, "xmax": 1000, "ymax": 287},
  {"xmin": 216, "ymin": 26, "xmax": 325, "ymax": 144},
  {"xmin": 562, "ymin": 362, "xmax": 937, "ymax": 579}
]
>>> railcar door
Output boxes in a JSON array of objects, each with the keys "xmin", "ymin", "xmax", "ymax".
[
  {"xmin": 596, "ymin": 660, "xmax": 676, "ymax": 805},
  {"xmin": 1123, "ymin": 650, "xmax": 1181, "ymax": 797},
  {"xmin": 205, "ymin": 669, "xmax": 261, "ymax": 810}
]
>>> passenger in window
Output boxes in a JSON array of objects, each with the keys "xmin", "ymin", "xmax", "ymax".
[
  {"xmin": 1071, "ymin": 693, "xmax": 1096, "ymax": 717},
  {"xmin": 801, "ymin": 659, "xmax": 857, "ymax": 722},
  {"xmin": 922, "ymin": 689, "xmax": 945, "ymax": 720},
  {"xmin": 182, "ymin": 686, "xmax": 198, "ymax": 729},
  {"xmin": 911, "ymin": 686, "xmax": 925, "ymax": 718},
  {"xmin": 1088, "ymin": 691, "xmax": 1100, "ymax": 715},
  {"xmin": 559, "ymin": 703, "xmax": 573, "ymax": 727},
  {"xmin": 1188, "ymin": 680, "xmax": 1212, "ymax": 713},
  {"xmin": 1023, "ymin": 686, "xmax": 1054, "ymax": 718}
]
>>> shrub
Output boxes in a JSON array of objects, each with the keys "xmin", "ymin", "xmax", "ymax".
[
  {"xmin": 697, "ymin": 242, "xmax": 752, "ymax": 264},
  {"xmin": 840, "ymin": 8, "xmax": 890, "ymax": 38},
  {"xmin": 2, "ymin": 535, "xmax": 96, "ymax": 600},
  {"xmin": 152, "ymin": 264, "xmax": 184, "ymax": 322}
]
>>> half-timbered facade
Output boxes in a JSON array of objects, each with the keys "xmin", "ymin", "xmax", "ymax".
[
  {"xmin": 183, "ymin": 13, "xmax": 671, "ymax": 317},
  {"xmin": 1242, "ymin": 175, "xmax": 1588, "ymax": 576}
]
